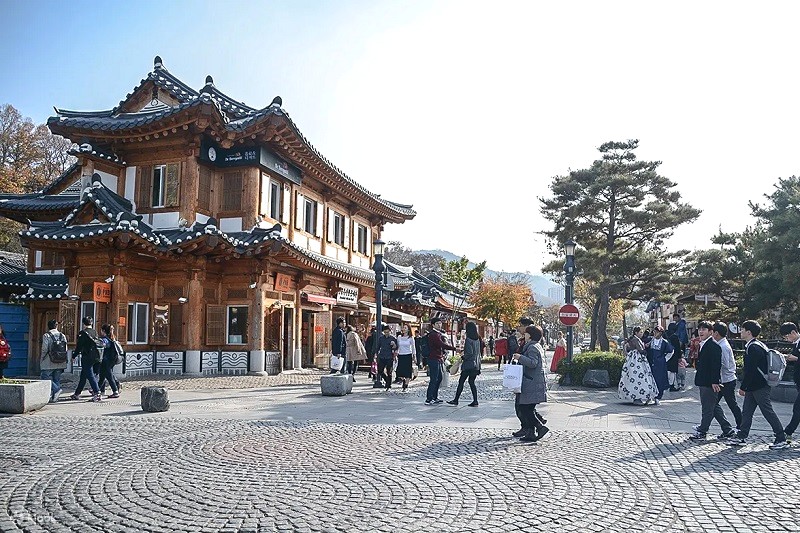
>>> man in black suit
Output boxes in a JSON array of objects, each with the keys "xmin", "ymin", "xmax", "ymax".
[
  {"xmin": 330, "ymin": 317, "xmax": 347, "ymax": 375},
  {"xmin": 779, "ymin": 322, "xmax": 800, "ymax": 442},
  {"xmin": 689, "ymin": 320, "xmax": 735, "ymax": 440}
]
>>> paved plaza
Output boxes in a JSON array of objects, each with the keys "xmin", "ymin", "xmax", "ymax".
[{"xmin": 1, "ymin": 363, "xmax": 798, "ymax": 532}]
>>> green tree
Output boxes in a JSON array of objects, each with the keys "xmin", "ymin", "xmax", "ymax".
[
  {"xmin": 438, "ymin": 256, "xmax": 487, "ymax": 342},
  {"xmin": 540, "ymin": 140, "xmax": 700, "ymax": 350}
]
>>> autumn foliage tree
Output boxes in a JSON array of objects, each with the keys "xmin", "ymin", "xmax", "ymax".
[
  {"xmin": 0, "ymin": 103, "xmax": 74, "ymax": 252},
  {"xmin": 470, "ymin": 276, "xmax": 533, "ymax": 334}
]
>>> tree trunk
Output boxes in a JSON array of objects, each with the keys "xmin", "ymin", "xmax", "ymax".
[
  {"xmin": 597, "ymin": 284, "xmax": 611, "ymax": 351},
  {"xmin": 589, "ymin": 297, "xmax": 600, "ymax": 350},
  {"xmin": 622, "ymin": 312, "xmax": 628, "ymax": 341}
]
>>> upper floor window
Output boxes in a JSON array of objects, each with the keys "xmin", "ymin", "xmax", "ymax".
[
  {"xmin": 152, "ymin": 164, "xmax": 180, "ymax": 208},
  {"xmin": 198, "ymin": 165, "xmax": 213, "ymax": 212},
  {"xmin": 304, "ymin": 198, "xmax": 318, "ymax": 235},
  {"xmin": 332, "ymin": 212, "xmax": 345, "ymax": 246},
  {"xmin": 261, "ymin": 174, "xmax": 282, "ymax": 220},
  {"xmin": 222, "ymin": 171, "xmax": 243, "ymax": 211},
  {"xmin": 356, "ymin": 224, "xmax": 368, "ymax": 255}
]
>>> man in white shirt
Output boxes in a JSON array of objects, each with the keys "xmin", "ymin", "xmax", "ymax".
[{"xmin": 712, "ymin": 321, "xmax": 742, "ymax": 431}]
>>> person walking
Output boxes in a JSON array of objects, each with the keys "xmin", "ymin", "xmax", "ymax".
[
  {"xmin": 512, "ymin": 325, "xmax": 549, "ymax": 442},
  {"xmin": 331, "ymin": 317, "xmax": 347, "ymax": 375},
  {"xmin": 779, "ymin": 322, "xmax": 800, "ymax": 442},
  {"xmin": 667, "ymin": 333, "xmax": 682, "ymax": 391},
  {"xmin": 376, "ymin": 325, "xmax": 398, "ymax": 390},
  {"xmin": 646, "ymin": 326, "xmax": 673, "ymax": 404},
  {"xmin": 727, "ymin": 320, "xmax": 788, "ymax": 449},
  {"xmin": 68, "ymin": 317, "xmax": 103, "ymax": 402},
  {"xmin": 688, "ymin": 331, "xmax": 700, "ymax": 368},
  {"xmin": 448, "ymin": 321, "xmax": 483, "ymax": 406},
  {"xmin": 345, "ymin": 325, "xmax": 367, "ymax": 383},
  {"xmin": 0, "ymin": 323, "xmax": 10, "ymax": 379},
  {"xmin": 40, "ymin": 319, "xmax": 68, "ymax": 403},
  {"xmin": 425, "ymin": 317, "xmax": 458, "ymax": 405},
  {"xmin": 395, "ymin": 324, "xmax": 416, "ymax": 391},
  {"xmin": 618, "ymin": 327, "xmax": 659, "ymax": 405},
  {"xmin": 365, "ymin": 326, "xmax": 377, "ymax": 379},
  {"xmin": 488, "ymin": 335, "xmax": 495, "ymax": 359},
  {"xmin": 712, "ymin": 321, "xmax": 742, "ymax": 430},
  {"xmin": 550, "ymin": 331, "xmax": 567, "ymax": 372},
  {"xmin": 506, "ymin": 331, "xmax": 519, "ymax": 364},
  {"xmin": 97, "ymin": 324, "xmax": 121, "ymax": 398},
  {"xmin": 689, "ymin": 321, "xmax": 734, "ymax": 441},
  {"xmin": 414, "ymin": 329, "xmax": 423, "ymax": 370}
]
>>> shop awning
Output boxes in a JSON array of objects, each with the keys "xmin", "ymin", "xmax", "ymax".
[
  {"xmin": 360, "ymin": 302, "xmax": 418, "ymax": 323},
  {"xmin": 303, "ymin": 292, "xmax": 337, "ymax": 305}
]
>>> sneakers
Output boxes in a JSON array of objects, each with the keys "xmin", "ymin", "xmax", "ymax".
[
  {"xmin": 424, "ymin": 400, "xmax": 433, "ymax": 405},
  {"xmin": 719, "ymin": 429, "xmax": 737, "ymax": 440},
  {"xmin": 692, "ymin": 425, "xmax": 702, "ymax": 433},
  {"xmin": 90, "ymin": 395, "xmax": 102, "ymax": 402},
  {"xmin": 726, "ymin": 437, "xmax": 746, "ymax": 446},
  {"xmin": 446, "ymin": 400, "xmax": 458, "ymax": 406},
  {"xmin": 68, "ymin": 393, "xmax": 80, "ymax": 401},
  {"xmin": 653, "ymin": 399, "xmax": 661, "ymax": 405},
  {"xmin": 468, "ymin": 401, "xmax": 479, "ymax": 407},
  {"xmin": 770, "ymin": 439, "xmax": 789, "ymax": 450},
  {"xmin": 50, "ymin": 388, "xmax": 62, "ymax": 403},
  {"xmin": 536, "ymin": 426, "xmax": 550, "ymax": 441},
  {"xmin": 689, "ymin": 432, "xmax": 707, "ymax": 441},
  {"xmin": 108, "ymin": 392, "xmax": 120, "ymax": 399},
  {"xmin": 432, "ymin": 398, "xmax": 443, "ymax": 404},
  {"xmin": 785, "ymin": 433, "xmax": 793, "ymax": 444}
]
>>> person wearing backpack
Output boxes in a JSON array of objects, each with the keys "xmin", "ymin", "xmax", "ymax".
[
  {"xmin": 726, "ymin": 320, "xmax": 787, "ymax": 449},
  {"xmin": 779, "ymin": 322, "xmax": 800, "ymax": 443},
  {"xmin": 40, "ymin": 319, "xmax": 68, "ymax": 403},
  {"xmin": 68, "ymin": 316, "xmax": 103, "ymax": 402},
  {"xmin": 97, "ymin": 323, "xmax": 121, "ymax": 398}
]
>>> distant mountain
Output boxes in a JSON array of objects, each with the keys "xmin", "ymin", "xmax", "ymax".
[{"xmin": 416, "ymin": 249, "xmax": 562, "ymax": 306}]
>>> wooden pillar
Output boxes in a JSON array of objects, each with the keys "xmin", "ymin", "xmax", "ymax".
[
  {"xmin": 184, "ymin": 268, "xmax": 204, "ymax": 375},
  {"xmin": 294, "ymin": 286, "xmax": 302, "ymax": 369},
  {"xmin": 181, "ymin": 158, "xmax": 200, "ymax": 225},
  {"xmin": 249, "ymin": 277, "xmax": 267, "ymax": 375}
]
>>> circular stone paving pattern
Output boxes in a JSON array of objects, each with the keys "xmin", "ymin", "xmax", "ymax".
[{"xmin": 0, "ymin": 417, "xmax": 798, "ymax": 532}]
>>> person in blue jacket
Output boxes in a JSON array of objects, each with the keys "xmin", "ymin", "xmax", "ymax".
[{"xmin": 646, "ymin": 326, "xmax": 673, "ymax": 404}]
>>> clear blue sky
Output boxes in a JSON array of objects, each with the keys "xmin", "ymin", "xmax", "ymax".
[{"xmin": 3, "ymin": 1, "xmax": 800, "ymax": 274}]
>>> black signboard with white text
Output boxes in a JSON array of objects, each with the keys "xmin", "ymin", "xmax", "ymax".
[{"xmin": 200, "ymin": 139, "xmax": 302, "ymax": 185}]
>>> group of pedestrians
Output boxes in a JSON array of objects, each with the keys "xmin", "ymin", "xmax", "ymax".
[
  {"xmin": 618, "ymin": 325, "xmax": 681, "ymax": 405},
  {"xmin": 690, "ymin": 319, "xmax": 799, "ymax": 450}
]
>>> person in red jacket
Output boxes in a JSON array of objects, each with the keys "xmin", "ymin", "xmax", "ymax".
[{"xmin": 425, "ymin": 317, "xmax": 459, "ymax": 405}]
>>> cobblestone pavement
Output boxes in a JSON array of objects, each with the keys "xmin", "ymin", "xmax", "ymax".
[{"xmin": 1, "ymin": 416, "xmax": 799, "ymax": 533}]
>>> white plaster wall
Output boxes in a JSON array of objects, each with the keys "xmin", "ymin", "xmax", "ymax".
[
  {"xmin": 150, "ymin": 211, "xmax": 180, "ymax": 229},
  {"xmin": 195, "ymin": 212, "xmax": 209, "ymax": 224},
  {"xmin": 293, "ymin": 233, "xmax": 309, "ymax": 249},
  {"xmin": 96, "ymin": 170, "xmax": 118, "ymax": 194},
  {"xmin": 336, "ymin": 248, "xmax": 348, "ymax": 262},
  {"xmin": 307, "ymin": 237, "xmax": 322, "ymax": 254},
  {"xmin": 353, "ymin": 255, "xmax": 370, "ymax": 269},
  {"xmin": 220, "ymin": 217, "xmax": 243, "ymax": 232},
  {"xmin": 125, "ymin": 167, "xmax": 136, "ymax": 205},
  {"xmin": 323, "ymin": 247, "xmax": 337, "ymax": 260}
]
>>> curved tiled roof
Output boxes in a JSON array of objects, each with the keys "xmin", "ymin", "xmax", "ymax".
[{"xmin": 41, "ymin": 162, "xmax": 81, "ymax": 195}]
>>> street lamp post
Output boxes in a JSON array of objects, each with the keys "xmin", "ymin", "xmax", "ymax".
[
  {"xmin": 563, "ymin": 239, "xmax": 576, "ymax": 364},
  {"xmin": 372, "ymin": 239, "xmax": 386, "ymax": 388}
]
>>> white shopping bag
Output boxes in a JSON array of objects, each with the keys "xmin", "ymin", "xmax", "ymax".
[
  {"xmin": 330, "ymin": 355, "xmax": 344, "ymax": 371},
  {"xmin": 441, "ymin": 369, "xmax": 451, "ymax": 388},
  {"xmin": 503, "ymin": 363, "xmax": 523, "ymax": 393}
]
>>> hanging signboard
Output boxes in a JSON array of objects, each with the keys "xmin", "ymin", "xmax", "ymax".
[
  {"xmin": 336, "ymin": 283, "xmax": 359, "ymax": 306},
  {"xmin": 93, "ymin": 282, "xmax": 111, "ymax": 303}
]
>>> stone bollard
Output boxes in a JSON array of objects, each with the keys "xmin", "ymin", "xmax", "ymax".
[
  {"xmin": 582, "ymin": 369, "xmax": 611, "ymax": 388},
  {"xmin": 141, "ymin": 386, "xmax": 170, "ymax": 412},
  {"xmin": 320, "ymin": 374, "xmax": 349, "ymax": 396},
  {"xmin": 345, "ymin": 374, "xmax": 353, "ymax": 394}
]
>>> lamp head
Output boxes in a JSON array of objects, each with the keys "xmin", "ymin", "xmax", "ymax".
[
  {"xmin": 373, "ymin": 238, "xmax": 385, "ymax": 257},
  {"xmin": 564, "ymin": 239, "xmax": 576, "ymax": 258}
]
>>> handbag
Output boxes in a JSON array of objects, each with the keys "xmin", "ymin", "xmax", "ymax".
[
  {"xmin": 330, "ymin": 355, "xmax": 344, "ymax": 371},
  {"xmin": 503, "ymin": 363, "xmax": 523, "ymax": 393}
]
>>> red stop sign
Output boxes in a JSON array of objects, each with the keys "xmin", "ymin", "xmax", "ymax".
[{"xmin": 558, "ymin": 304, "xmax": 580, "ymax": 326}]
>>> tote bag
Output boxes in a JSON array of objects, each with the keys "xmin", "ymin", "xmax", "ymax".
[{"xmin": 503, "ymin": 363, "xmax": 523, "ymax": 393}]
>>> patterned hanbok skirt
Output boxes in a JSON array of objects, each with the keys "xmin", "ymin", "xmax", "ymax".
[{"xmin": 617, "ymin": 350, "xmax": 659, "ymax": 403}]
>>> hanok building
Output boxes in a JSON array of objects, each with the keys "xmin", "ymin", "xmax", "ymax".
[{"xmin": 0, "ymin": 56, "xmax": 415, "ymax": 376}]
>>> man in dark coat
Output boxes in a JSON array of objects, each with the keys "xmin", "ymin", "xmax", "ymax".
[
  {"xmin": 689, "ymin": 321, "xmax": 734, "ymax": 440},
  {"xmin": 779, "ymin": 322, "xmax": 800, "ymax": 442},
  {"xmin": 727, "ymin": 320, "xmax": 787, "ymax": 449}
]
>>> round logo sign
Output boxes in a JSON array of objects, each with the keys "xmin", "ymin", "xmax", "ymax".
[{"xmin": 558, "ymin": 304, "xmax": 580, "ymax": 326}]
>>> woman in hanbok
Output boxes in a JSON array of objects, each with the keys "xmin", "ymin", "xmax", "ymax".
[
  {"xmin": 645, "ymin": 326, "xmax": 673, "ymax": 405},
  {"xmin": 618, "ymin": 327, "xmax": 659, "ymax": 405},
  {"xmin": 550, "ymin": 331, "xmax": 567, "ymax": 372}
]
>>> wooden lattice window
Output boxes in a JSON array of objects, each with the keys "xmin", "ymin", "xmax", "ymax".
[
  {"xmin": 58, "ymin": 300, "xmax": 79, "ymax": 344},
  {"xmin": 204, "ymin": 287, "xmax": 217, "ymax": 301},
  {"xmin": 222, "ymin": 171, "xmax": 243, "ymax": 211},
  {"xmin": 129, "ymin": 284, "xmax": 149, "ymax": 298},
  {"xmin": 117, "ymin": 302, "xmax": 127, "ymax": 344},
  {"xmin": 41, "ymin": 250, "xmax": 66, "ymax": 269},
  {"xmin": 206, "ymin": 304, "xmax": 225, "ymax": 345},
  {"xmin": 170, "ymin": 304, "xmax": 183, "ymax": 345},
  {"xmin": 80, "ymin": 283, "xmax": 94, "ymax": 297},
  {"xmin": 281, "ymin": 293, "xmax": 295, "ymax": 302},
  {"xmin": 151, "ymin": 303, "xmax": 170, "ymax": 345},
  {"xmin": 198, "ymin": 165, "xmax": 212, "ymax": 211},
  {"xmin": 162, "ymin": 285, "xmax": 185, "ymax": 299},
  {"xmin": 264, "ymin": 290, "xmax": 280, "ymax": 300},
  {"xmin": 227, "ymin": 288, "xmax": 248, "ymax": 299}
]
